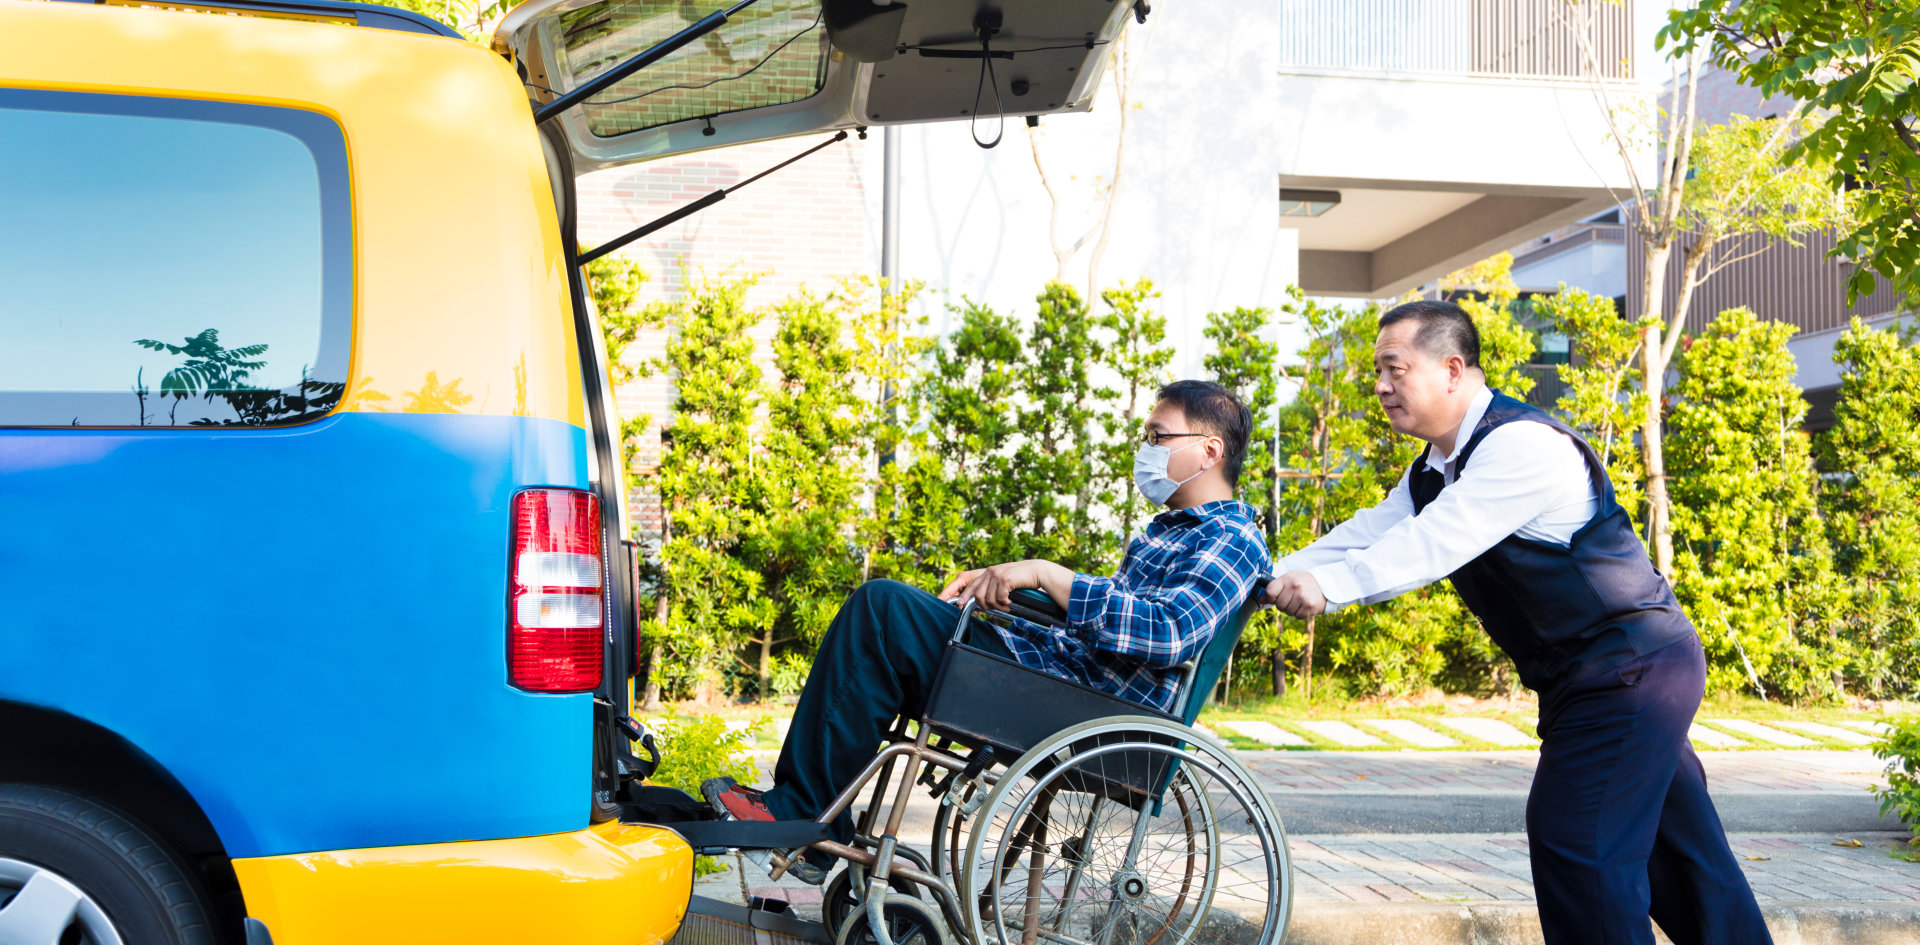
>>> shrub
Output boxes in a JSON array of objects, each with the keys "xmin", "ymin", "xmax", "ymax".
[
  {"xmin": 1871, "ymin": 716, "xmax": 1920, "ymax": 859},
  {"xmin": 648, "ymin": 712, "xmax": 765, "ymax": 875}
]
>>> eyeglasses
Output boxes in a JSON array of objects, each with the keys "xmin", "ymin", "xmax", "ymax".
[{"xmin": 1141, "ymin": 431, "xmax": 1211, "ymax": 447}]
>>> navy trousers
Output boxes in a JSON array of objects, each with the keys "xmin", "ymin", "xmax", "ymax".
[
  {"xmin": 1529, "ymin": 635, "xmax": 1770, "ymax": 945},
  {"xmin": 763, "ymin": 580, "xmax": 1013, "ymax": 844}
]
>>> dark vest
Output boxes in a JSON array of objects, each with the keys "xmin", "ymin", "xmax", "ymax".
[{"xmin": 1409, "ymin": 392, "xmax": 1694, "ymax": 692}]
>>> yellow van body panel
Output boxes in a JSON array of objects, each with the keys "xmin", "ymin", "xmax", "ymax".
[
  {"xmin": 232, "ymin": 821, "xmax": 695, "ymax": 945},
  {"xmin": 0, "ymin": 0, "xmax": 584, "ymax": 427}
]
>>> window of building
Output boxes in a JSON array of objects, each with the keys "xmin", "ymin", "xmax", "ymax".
[{"xmin": 0, "ymin": 90, "xmax": 350, "ymax": 427}]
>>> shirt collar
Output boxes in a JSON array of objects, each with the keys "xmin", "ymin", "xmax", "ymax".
[
  {"xmin": 1152, "ymin": 498, "xmax": 1258, "ymax": 528},
  {"xmin": 1424, "ymin": 385, "xmax": 1494, "ymax": 473}
]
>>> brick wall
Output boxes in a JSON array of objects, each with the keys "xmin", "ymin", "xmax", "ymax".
[{"xmin": 577, "ymin": 135, "xmax": 873, "ymax": 538}]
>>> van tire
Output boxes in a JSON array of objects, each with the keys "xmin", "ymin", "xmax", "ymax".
[{"xmin": 0, "ymin": 783, "xmax": 220, "ymax": 945}]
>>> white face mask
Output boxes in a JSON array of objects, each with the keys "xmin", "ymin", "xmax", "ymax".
[{"xmin": 1133, "ymin": 439, "xmax": 1208, "ymax": 505}]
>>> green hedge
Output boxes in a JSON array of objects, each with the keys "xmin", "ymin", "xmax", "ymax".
[{"xmin": 589, "ymin": 256, "xmax": 1920, "ymax": 705}]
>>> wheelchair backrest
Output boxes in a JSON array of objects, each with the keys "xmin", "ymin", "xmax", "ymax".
[{"xmin": 1176, "ymin": 591, "xmax": 1263, "ymax": 726}]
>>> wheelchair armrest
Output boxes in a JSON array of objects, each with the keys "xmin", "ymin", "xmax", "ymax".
[{"xmin": 1009, "ymin": 587, "xmax": 1067, "ymax": 624}]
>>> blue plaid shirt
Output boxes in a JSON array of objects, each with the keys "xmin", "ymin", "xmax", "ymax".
[{"xmin": 991, "ymin": 499, "xmax": 1272, "ymax": 713}]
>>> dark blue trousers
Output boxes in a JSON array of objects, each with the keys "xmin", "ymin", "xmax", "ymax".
[
  {"xmin": 763, "ymin": 580, "xmax": 1012, "ymax": 846},
  {"xmin": 1530, "ymin": 636, "xmax": 1771, "ymax": 945}
]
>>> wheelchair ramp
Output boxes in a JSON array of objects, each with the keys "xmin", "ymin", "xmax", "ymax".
[{"xmin": 669, "ymin": 895, "xmax": 833, "ymax": 945}]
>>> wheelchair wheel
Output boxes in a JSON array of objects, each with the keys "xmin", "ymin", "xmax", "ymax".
[
  {"xmin": 834, "ymin": 894, "xmax": 950, "ymax": 945},
  {"xmin": 825, "ymin": 864, "xmax": 922, "ymax": 933},
  {"xmin": 961, "ymin": 716, "xmax": 1290, "ymax": 945}
]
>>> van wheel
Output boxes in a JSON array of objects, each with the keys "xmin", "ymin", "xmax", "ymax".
[{"xmin": 0, "ymin": 784, "xmax": 219, "ymax": 945}]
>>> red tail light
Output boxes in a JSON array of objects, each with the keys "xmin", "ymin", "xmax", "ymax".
[{"xmin": 509, "ymin": 489, "xmax": 604, "ymax": 692}]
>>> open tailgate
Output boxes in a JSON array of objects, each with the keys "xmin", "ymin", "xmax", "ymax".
[{"xmin": 493, "ymin": 0, "xmax": 1143, "ymax": 174}]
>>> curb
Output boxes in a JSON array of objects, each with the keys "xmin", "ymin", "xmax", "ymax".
[{"xmin": 1283, "ymin": 902, "xmax": 1920, "ymax": 945}]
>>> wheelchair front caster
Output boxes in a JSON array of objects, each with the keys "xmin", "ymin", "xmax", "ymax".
[
  {"xmin": 824, "ymin": 865, "xmax": 922, "ymax": 933},
  {"xmin": 833, "ymin": 895, "xmax": 949, "ymax": 945}
]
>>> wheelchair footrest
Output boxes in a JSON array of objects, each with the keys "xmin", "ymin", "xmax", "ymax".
[{"xmin": 622, "ymin": 816, "xmax": 831, "ymax": 853}]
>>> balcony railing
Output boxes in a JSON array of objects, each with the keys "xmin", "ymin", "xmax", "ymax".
[{"xmin": 1278, "ymin": 0, "xmax": 1633, "ymax": 81}]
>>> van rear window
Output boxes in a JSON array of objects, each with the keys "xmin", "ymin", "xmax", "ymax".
[
  {"xmin": 0, "ymin": 90, "xmax": 350, "ymax": 428},
  {"xmin": 557, "ymin": 0, "xmax": 828, "ymax": 138}
]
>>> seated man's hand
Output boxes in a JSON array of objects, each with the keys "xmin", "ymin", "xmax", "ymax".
[
  {"xmin": 1261, "ymin": 570, "xmax": 1327, "ymax": 619},
  {"xmin": 939, "ymin": 559, "xmax": 1070, "ymax": 613}
]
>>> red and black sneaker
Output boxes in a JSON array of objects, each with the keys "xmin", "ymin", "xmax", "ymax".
[
  {"xmin": 699, "ymin": 777, "xmax": 827, "ymax": 885},
  {"xmin": 700, "ymin": 777, "xmax": 774, "ymax": 822}
]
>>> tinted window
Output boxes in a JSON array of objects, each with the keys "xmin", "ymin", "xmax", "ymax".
[
  {"xmin": 557, "ymin": 0, "xmax": 828, "ymax": 138},
  {"xmin": 0, "ymin": 90, "xmax": 350, "ymax": 427}
]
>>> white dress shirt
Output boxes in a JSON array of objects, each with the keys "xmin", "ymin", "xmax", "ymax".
[{"xmin": 1275, "ymin": 385, "xmax": 1598, "ymax": 613}]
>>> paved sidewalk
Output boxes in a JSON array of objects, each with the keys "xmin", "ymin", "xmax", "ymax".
[
  {"xmin": 1288, "ymin": 832, "xmax": 1920, "ymax": 905},
  {"xmin": 1239, "ymin": 748, "xmax": 1889, "ymax": 796},
  {"xmin": 703, "ymin": 748, "xmax": 1920, "ymax": 943}
]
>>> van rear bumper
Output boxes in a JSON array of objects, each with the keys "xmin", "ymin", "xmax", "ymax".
[{"xmin": 233, "ymin": 820, "xmax": 694, "ymax": 945}]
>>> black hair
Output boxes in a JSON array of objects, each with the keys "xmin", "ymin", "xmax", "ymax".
[
  {"xmin": 1378, "ymin": 299, "xmax": 1481, "ymax": 369},
  {"xmin": 1155, "ymin": 379, "xmax": 1253, "ymax": 487}
]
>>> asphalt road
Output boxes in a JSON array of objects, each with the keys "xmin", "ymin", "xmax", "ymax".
[{"xmin": 1273, "ymin": 788, "xmax": 1900, "ymax": 835}]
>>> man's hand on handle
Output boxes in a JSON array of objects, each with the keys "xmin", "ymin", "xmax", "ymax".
[
  {"xmin": 939, "ymin": 559, "xmax": 1074, "ymax": 613},
  {"xmin": 1261, "ymin": 570, "xmax": 1328, "ymax": 619}
]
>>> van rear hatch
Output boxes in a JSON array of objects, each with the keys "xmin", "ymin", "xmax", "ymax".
[{"xmin": 494, "ymin": 0, "xmax": 1143, "ymax": 173}]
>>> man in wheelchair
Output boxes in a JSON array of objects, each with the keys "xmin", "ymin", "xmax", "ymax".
[{"xmin": 702, "ymin": 379, "xmax": 1273, "ymax": 884}]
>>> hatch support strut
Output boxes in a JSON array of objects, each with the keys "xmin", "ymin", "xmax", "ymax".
[
  {"xmin": 533, "ymin": 0, "xmax": 760, "ymax": 125},
  {"xmin": 578, "ymin": 129, "xmax": 856, "ymax": 265}
]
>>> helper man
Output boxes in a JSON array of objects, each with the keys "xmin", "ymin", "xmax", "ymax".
[
  {"xmin": 1265, "ymin": 300, "xmax": 1768, "ymax": 945},
  {"xmin": 703, "ymin": 380, "xmax": 1272, "ymax": 883}
]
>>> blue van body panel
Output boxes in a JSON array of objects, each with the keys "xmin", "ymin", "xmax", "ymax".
[{"xmin": 0, "ymin": 412, "xmax": 598, "ymax": 858}]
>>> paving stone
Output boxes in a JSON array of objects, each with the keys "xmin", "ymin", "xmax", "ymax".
[
  {"xmin": 1704, "ymin": 718, "xmax": 1817, "ymax": 747},
  {"xmin": 1298, "ymin": 720, "xmax": 1386, "ymax": 747},
  {"xmin": 1215, "ymin": 719, "xmax": 1309, "ymax": 746},
  {"xmin": 1773, "ymin": 720, "xmax": 1878, "ymax": 745},
  {"xmin": 1362, "ymin": 718, "xmax": 1459, "ymax": 747},
  {"xmin": 1689, "ymin": 722, "xmax": 1746, "ymax": 748},
  {"xmin": 775, "ymin": 717, "xmax": 791, "ymax": 740},
  {"xmin": 1839, "ymin": 720, "xmax": 1891, "ymax": 736},
  {"xmin": 1434, "ymin": 717, "xmax": 1538, "ymax": 747}
]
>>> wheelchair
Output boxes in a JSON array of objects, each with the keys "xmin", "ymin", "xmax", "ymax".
[{"xmin": 651, "ymin": 586, "xmax": 1292, "ymax": 945}]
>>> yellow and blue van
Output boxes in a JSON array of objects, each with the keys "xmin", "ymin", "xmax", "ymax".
[{"xmin": 0, "ymin": 0, "xmax": 1137, "ymax": 941}]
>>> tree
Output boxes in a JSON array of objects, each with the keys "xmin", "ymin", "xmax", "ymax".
[
  {"xmin": 1202, "ymin": 304, "xmax": 1284, "ymax": 696},
  {"xmin": 1665, "ymin": 308, "xmax": 1842, "ymax": 701},
  {"xmin": 1093, "ymin": 279, "xmax": 1174, "ymax": 544},
  {"xmin": 1437, "ymin": 252, "xmax": 1539, "ymax": 402},
  {"xmin": 134, "ymin": 329, "xmax": 268, "ymax": 425},
  {"xmin": 364, "ymin": 0, "xmax": 515, "ymax": 40},
  {"xmin": 1014, "ymin": 284, "xmax": 1115, "ymax": 572},
  {"xmin": 1674, "ymin": 116, "xmax": 1846, "ymax": 332},
  {"xmin": 1203, "ymin": 306, "xmax": 1282, "ymax": 540},
  {"xmin": 586, "ymin": 252, "xmax": 662, "ymax": 473},
  {"xmin": 1537, "ymin": 287, "xmax": 1650, "ymax": 530},
  {"xmin": 1663, "ymin": 0, "xmax": 1920, "ymax": 305},
  {"xmin": 736, "ymin": 289, "xmax": 872, "ymax": 698},
  {"xmin": 650, "ymin": 274, "xmax": 767, "ymax": 699},
  {"xmin": 1558, "ymin": 0, "xmax": 1705, "ymax": 581},
  {"xmin": 1820, "ymin": 318, "xmax": 1920, "ymax": 696},
  {"xmin": 1026, "ymin": 27, "xmax": 1154, "ymax": 298}
]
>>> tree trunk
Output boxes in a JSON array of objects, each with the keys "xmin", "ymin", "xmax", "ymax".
[
  {"xmin": 1302, "ymin": 616, "xmax": 1316, "ymax": 703},
  {"xmin": 1639, "ymin": 240, "xmax": 1676, "ymax": 580},
  {"xmin": 1271, "ymin": 639, "xmax": 1287, "ymax": 699},
  {"xmin": 756, "ymin": 632, "xmax": 772, "ymax": 704},
  {"xmin": 642, "ymin": 511, "xmax": 671, "ymax": 710},
  {"xmin": 642, "ymin": 643, "xmax": 664, "ymax": 710}
]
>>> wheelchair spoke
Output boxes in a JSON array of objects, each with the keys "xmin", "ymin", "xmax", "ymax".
[{"xmin": 964, "ymin": 719, "xmax": 1291, "ymax": 945}]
